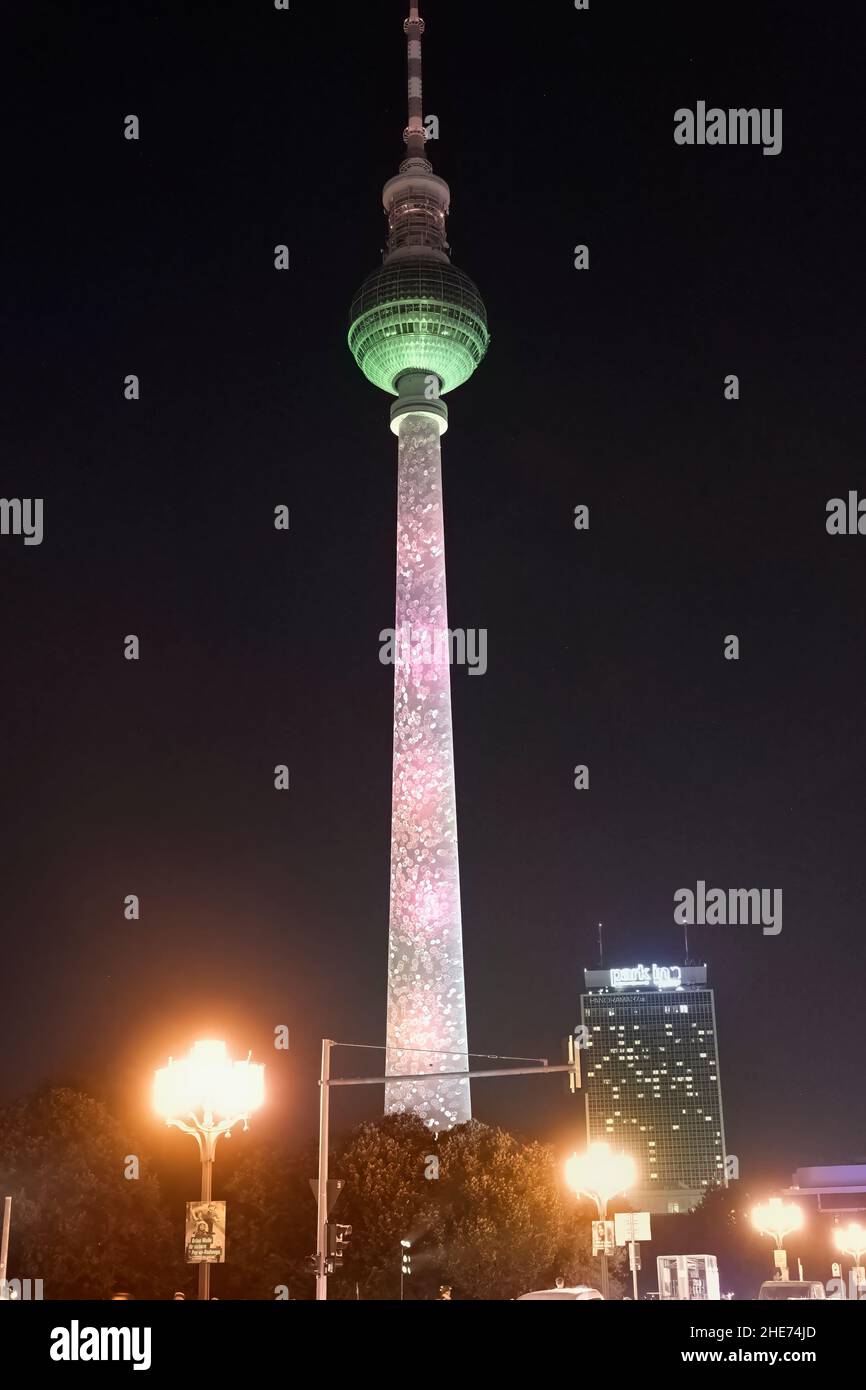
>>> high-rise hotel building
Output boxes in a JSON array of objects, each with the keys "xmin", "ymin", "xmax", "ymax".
[{"xmin": 580, "ymin": 964, "xmax": 727, "ymax": 1214}]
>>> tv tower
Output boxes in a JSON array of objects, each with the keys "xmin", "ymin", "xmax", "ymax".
[{"xmin": 349, "ymin": 2, "xmax": 490, "ymax": 1129}]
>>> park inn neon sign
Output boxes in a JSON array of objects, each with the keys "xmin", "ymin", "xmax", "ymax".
[{"xmin": 610, "ymin": 964, "xmax": 682, "ymax": 990}]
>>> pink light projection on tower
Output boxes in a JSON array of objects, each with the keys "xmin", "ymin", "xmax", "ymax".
[
  {"xmin": 348, "ymin": 3, "xmax": 490, "ymax": 1130},
  {"xmin": 385, "ymin": 412, "xmax": 470, "ymax": 1128}
]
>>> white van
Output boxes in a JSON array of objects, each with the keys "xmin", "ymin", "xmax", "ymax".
[{"xmin": 757, "ymin": 1280, "xmax": 825, "ymax": 1300}]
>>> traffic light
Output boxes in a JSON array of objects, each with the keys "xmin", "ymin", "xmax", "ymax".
[{"xmin": 326, "ymin": 1223, "xmax": 353, "ymax": 1268}]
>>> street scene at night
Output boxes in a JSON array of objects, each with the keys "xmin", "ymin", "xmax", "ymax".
[{"xmin": 3, "ymin": 0, "xmax": 865, "ymax": 1372}]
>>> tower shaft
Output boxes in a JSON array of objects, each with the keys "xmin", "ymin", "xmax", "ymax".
[
  {"xmin": 349, "ymin": 1, "xmax": 486, "ymax": 1132},
  {"xmin": 385, "ymin": 412, "xmax": 470, "ymax": 1129}
]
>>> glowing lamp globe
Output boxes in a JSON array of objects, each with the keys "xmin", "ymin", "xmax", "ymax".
[
  {"xmin": 834, "ymin": 1223, "xmax": 866, "ymax": 1260},
  {"xmin": 751, "ymin": 1197, "xmax": 804, "ymax": 1244},
  {"xmin": 565, "ymin": 1141, "xmax": 637, "ymax": 1207},
  {"xmin": 153, "ymin": 1039, "xmax": 264, "ymax": 1129}
]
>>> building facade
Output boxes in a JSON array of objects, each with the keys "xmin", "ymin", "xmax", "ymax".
[{"xmin": 580, "ymin": 964, "xmax": 727, "ymax": 1213}]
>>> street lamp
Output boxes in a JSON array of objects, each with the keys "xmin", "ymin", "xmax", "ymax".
[
  {"xmin": 833, "ymin": 1222, "xmax": 866, "ymax": 1296},
  {"xmin": 400, "ymin": 1240, "xmax": 411, "ymax": 1301},
  {"xmin": 154, "ymin": 1038, "xmax": 265, "ymax": 1300},
  {"xmin": 564, "ymin": 1142, "xmax": 636, "ymax": 1299},
  {"xmin": 751, "ymin": 1198, "xmax": 803, "ymax": 1281}
]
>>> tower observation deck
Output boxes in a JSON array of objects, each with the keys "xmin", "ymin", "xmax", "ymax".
[{"xmin": 349, "ymin": 3, "xmax": 490, "ymax": 418}]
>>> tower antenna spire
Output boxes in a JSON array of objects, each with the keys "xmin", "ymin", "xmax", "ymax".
[{"xmin": 403, "ymin": 3, "xmax": 429, "ymax": 168}]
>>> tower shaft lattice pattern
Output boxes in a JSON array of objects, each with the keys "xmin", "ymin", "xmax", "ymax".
[{"xmin": 385, "ymin": 413, "xmax": 470, "ymax": 1129}]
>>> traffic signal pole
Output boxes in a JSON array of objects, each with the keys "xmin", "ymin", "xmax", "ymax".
[
  {"xmin": 315, "ymin": 1043, "xmax": 580, "ymax": 1301},
  {"xmin": 315, "ymin": 1039, "xmax": 332, "ymax": 1302},
  {"xmin": 0, "ymin": 1197, "xmax": 11, "ymax": 1299}
]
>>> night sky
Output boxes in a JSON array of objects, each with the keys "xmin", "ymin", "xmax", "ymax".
[{"xmin": 3, "ymin": 0, "xmax": 864, "ymax": 1186}]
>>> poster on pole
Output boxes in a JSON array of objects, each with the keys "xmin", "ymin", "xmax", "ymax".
[
  {"xmin": 592, "ymin": 1219, "xmax": 615, "ymax": 1255},
  {"xmin": 185, "ymin": 1201, "xmax": 226, "ymax": 1264}
]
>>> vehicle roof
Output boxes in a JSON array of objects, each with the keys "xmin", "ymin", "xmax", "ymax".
[
  {"xmin": 759, "ymin": 1280, "xmax": 822, "ymax": 1289},
  {"xmin": 516, "ymin": 1287, "xmax": 603, "ymax": 1300}
]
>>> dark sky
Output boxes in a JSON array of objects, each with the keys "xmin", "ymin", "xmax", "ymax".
[{"xmin": 3, "ymin": 0, "xmax": 864, "ymax": 1185}]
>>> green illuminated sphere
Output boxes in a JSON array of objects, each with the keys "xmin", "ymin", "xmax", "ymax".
[{"xmin": 348, "ymin": 258, "xmax": 490, "ymax": 396}]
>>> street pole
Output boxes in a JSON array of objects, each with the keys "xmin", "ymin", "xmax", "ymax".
[
  {"xmin": 0, "ymin": 1197, "xmax": 11, "ymax": 1296},
  {"xmin": 198, "ymin": 1133, "xmax": 215, "ymax": 1302},
  {"xmin": 598, "ymin": 1198, "xmax": 611, "ymax": 1300},
  {"xmin": 629, "ymin": 1240, "xmax": 639, "ymax": 1301},
  {"xmin": 316, "ymin": 1039, "xmax": 333, "ymax": 1302}
]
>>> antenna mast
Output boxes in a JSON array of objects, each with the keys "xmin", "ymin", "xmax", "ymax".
[{"xmin": 403, "ymin": 3, "xmax": 429, "ymax": 168}]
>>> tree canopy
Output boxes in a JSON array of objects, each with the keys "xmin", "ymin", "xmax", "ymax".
[
  {"xmin": 0, "ymin": 1087, "xmax": 173, "ymax": 1299},
  {"xmin": 0, "ymin": 1088, "xmax": 625, "ymax": 1300}
]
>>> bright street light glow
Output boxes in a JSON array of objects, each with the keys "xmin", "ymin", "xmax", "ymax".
[
  {"xmin": 564, "ymin": 1142, "xmax": 636, "ymax": 1210},
  {"xmin": 751, "ymin": 1197, "xmax": 804, "ymax": 1246},
  {"xmin": 833, "ymin": 1223, "xmax": 866, "ymax": 1262},
  {"xmin": 154, "ymin": 1039, "xmax": 265, "ymax": 1132}
]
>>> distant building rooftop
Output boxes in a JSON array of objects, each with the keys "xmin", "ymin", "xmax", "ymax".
[
  {"xmin": 584, "ymin": 964, "xmax": 707, "ymax": 991},
  {"xmin": 785, "ymin": 1165, "xmax": 866, "ymax": 1211}
]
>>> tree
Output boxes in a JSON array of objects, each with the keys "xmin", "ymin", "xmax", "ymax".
[
  {"xmin": 216, "ymin": 1115, "xmax": 629, "ymax": 1300},
  {"xmin": 332, "ymin": 1113, "xmax": 433, "ymax": 1299},
  {"xmin": 0, "ymin": 1087, "xmax": 173, "ymax": 1299},
  {"xmin": 221, "ymin": 1140, "xmax": 319, "ymax": 1300},
  {"xmin": 426, "ymin": 1120, "xmax": 624, "ymax": 1299},
  {"xmin": 223, "ymin": 1115, "xmax": 434, "ymax": 1300}
]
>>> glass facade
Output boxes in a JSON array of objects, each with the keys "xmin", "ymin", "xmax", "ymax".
[{"xmin": 580, "ymin": 967, "xmax": 727, "ymax": 1213}]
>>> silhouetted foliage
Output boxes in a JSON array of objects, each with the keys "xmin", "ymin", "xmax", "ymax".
[
  {"xmin": 0, "ymin": 1088, "xmax": 173, "ymax": 1299},
  {"xmin": 0, "ymin": 1092, "xmax": 629, "ymax": 1300}
]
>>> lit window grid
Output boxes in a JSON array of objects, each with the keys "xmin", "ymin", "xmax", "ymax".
[{"xmin": 580, "ymin": 987, "xmax": 727, "ymax": 1192}]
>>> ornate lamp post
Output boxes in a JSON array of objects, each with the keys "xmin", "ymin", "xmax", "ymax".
[
  {"xmin": 154, "ymin": 1039, "xmax": 264, "ymax": 1300},
  {"xmin": 564, "ymin": 1142, "xmax": 636, "ymax": 1299},
  {"xmin": 751, "ymin": 1197, "xmax": 804, "ymax": 1281}
]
